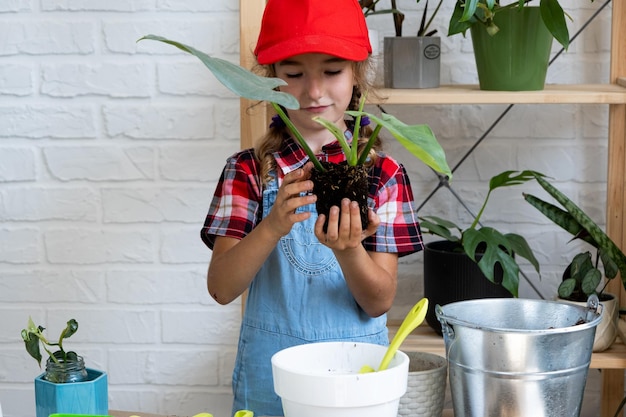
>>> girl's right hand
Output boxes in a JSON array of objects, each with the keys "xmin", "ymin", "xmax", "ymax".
[{"xmin": 264, "ymin": 162, "xmax": 317, "ymax": 237}]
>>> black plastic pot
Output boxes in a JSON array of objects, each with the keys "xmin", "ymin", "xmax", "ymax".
[{"xmin": 424, "ymin": 240, "xmax": 513, "ymax": 334}]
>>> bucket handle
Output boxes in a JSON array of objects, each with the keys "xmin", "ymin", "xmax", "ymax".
[
  {"xmin": 586, "ymin": 294, "xmax": 601, "ymax": 322},
  {"xmin": 435, "ymin": 304, "xmax": 455, "ymax": 341}
]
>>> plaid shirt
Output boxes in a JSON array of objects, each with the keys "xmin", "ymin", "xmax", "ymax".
[{"xmin": 201, "ymin": 136, "xmax": 423, "ymax": 257}]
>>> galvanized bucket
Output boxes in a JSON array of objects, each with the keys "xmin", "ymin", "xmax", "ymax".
[{"xmin": 436, "ymin": 297, "xmax": 602, "ymax": 417}]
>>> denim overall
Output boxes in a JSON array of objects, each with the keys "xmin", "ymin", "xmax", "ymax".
[{"xmin": 231, "ymin": 169, "xmax": 388, "ymax": 416}]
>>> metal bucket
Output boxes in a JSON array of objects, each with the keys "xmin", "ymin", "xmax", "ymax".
[{"xmin": 436, "ymin": 297, "xmax": 602, "ymax": 417}]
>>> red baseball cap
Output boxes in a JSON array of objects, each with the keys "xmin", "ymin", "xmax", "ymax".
[{"xmin": 254, "ymin": 0, "xmax": 372, "ymax": 65}]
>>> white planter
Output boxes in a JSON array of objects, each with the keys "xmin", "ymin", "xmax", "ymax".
[
  {"xmin": 398, "ymin": 351, "xmax": 447, "ymax": 417},
  {"xmin": 272, "ymin": 342, "xmax": 409, "ymax": 417},
  {"xmin": 557, "ymin": 293, "xmax": 619, "ymax": 352}
]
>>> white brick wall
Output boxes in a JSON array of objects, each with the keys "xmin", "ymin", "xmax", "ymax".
[{"xmin": 0, "ymin": 1, "xmax": 613, "ymax": 416}]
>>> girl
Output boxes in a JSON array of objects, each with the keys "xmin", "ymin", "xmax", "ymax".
[{"xmin": 200, "ymin": 0, "xmax": 424, "ymax": 415}]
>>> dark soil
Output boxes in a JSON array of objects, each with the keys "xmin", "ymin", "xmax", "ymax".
[{"xmin": 311, "ymin": 161, "xmax": 369, "ymax": 232}]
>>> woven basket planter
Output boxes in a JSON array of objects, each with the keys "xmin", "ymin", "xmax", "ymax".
[{"xmin": 398, "ymin": 351, "xmax": 447, "ymax": 417}]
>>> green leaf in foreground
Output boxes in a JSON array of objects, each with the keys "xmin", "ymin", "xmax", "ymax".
[
  {"xmin": 138, "ymin": 35, "xmax": 299, "ymax": 110},
  {"xmin": 347, "ymin": 111, "xmax": 452, "ymax": 178}
]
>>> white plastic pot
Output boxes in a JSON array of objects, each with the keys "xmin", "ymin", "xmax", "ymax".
[{"xmin": 271, "ymin": 341, "xmax": 409, "ymax": 417}]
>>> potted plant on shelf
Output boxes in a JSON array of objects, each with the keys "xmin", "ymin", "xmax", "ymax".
[
  {"xmin": 382, "ymin": 0, "xmax": 444, "ymax": 89},
  {"xmin": 524, "ymin": 174, "xmax": 626, "ymax": 352},
  {"xmin": 447, "ymin": 0, "xmax": 590, "ymax": 91},
  {"xmin": 21, "ymin": 317, "xmax": 108, "ymax": 417},
  {"xmin": 138, "ymin": 35, "xmax": 452, "ymax": 231},
  {"xmin": 419, "ymin": 170, "xmax": 541, "ymax": 333}
]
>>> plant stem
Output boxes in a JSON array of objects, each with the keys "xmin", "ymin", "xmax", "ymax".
[
  {"xmin": 469, "ymin": 189, "xmax": 491, "ymax": 230},
  {"xmin": 271, "ymin": 103, "xmax": 325, "ymax": 172},
  {"xmin": 391, "ymin": 0, "xmax": 403, "ymax": 36},
  {"xmin": 357, "ymin": 124, "xmax": 382, "ymax": 165},
  {"xmin": 351, "ymin": 93, "xmax": 369, "ymax": 165}
]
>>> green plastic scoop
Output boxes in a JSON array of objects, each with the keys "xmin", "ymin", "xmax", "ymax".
[{"xmin": 359, "ymin": 298, "xmax": 429, "ymax": 373}]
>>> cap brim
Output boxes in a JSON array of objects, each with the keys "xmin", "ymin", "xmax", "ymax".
[{"xmin": 256, "ymin": 35, "xmax": 370, "ymax": 65}]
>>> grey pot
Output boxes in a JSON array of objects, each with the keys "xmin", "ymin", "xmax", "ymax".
[{"xmin": 384, "ymin": 37, "xmax": 440, "ymax": 89}]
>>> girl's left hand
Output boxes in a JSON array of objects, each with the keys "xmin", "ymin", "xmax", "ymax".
[{"xmin": 314, "ymin": 198, "xmax": 379, "ymax": 249}]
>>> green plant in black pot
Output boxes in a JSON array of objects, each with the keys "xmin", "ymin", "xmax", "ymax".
[
  {"xmin": 21, "ymin": 317, "xmax": 87, "ymax": 383},
  {"xmin": 420, "ymin": 170, "xmax": 542, "ymax": 297},
  {"xmin": 138, "ymin": 35, "xmax": 451, "ymax": 232}
]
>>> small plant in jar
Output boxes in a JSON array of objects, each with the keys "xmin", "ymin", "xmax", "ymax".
[{"xmin": 21, "ymin": 317, "xmax": 87, "ymax": 383}]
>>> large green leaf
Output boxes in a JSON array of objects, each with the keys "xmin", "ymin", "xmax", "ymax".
[
  {"xmin": 463, "ymin": 227, "xmax": 519, "ymax": 297},
  {"xmin": 21, "ymin": 329, "xmax": 43, "ymax": 367},
  {"xmin": 459, "ymin": 0, "xmax": 480, "ymax": 23},
  {"xmin": 138, "ymin": 35, "xmax": 299, "ymax": 110},
  {"xmin": 524, "ymin": 193, "xmax": 584, "ymax": 238},
  {"xmin": 352, "ymin": 112, "xmax": 452, "ymax": 178},
  {"xmin": 448, "ymin": 1, "xmax": 474, "ymax": 37},
  {"xmin": 540, "ymin": 0, "xmax": 569, "ymax": 50},
  {"xmin": 534, "ymin": 174, "xmax": 626, "ymax": 289},
  {"xmin": 488, "ymin": 170, "xmax": 542, "ymax": 190},
  {"xmin": 504, "ymin": 232, "xmax": 540, "ymax": 273}
]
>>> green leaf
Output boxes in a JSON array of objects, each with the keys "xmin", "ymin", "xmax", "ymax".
[
  {"xmin": 534, "ymin": 174, "xmax": 626, "ymax": 289},
  {"xmin": 459, "ymin": 0, "xmax": 479, "ymax": 23},
  {"xmin": 558, "ymin": 278, "xmax": 577, "ymax": 298},
  {"xmin": 313, "ymin": 117, "xmax": 356, "ymax": 164},
  {"xmin": 462, "ymin": 227, "xmax": 519, "ymax": 297},
  {"xmin": 503, "ymin": 232, "xmax": 540, "ymax": 273},
  {"xmin": 600, "ymin": 249, "xmax": 618, "ymax": 279},
  {"xmin": 419, "ymin": 216, "xmax": 462, "ymax": 242},
  {"xmin": 488, "ymin": 170, "xmax": 544, "ymax": 191},
  {"xmin": 570, "ymin": 251, "xmax": 593, "ymax": 280},
  {"xmin": 447, "ymin": 2, "xmax": 474, "ymax": 37},
  {"xmin": 352, "ymin": 112, "xmax": 452, "ymax": 178},
  {"xmin": 523, "ymin": 193, "xmax": 586, "ymax": 239},
  {"xmin": 581, "ymin": 267, "xmax": 602, "ymax": 295},
  {"xmin": 272, "ymin": 104, "xmax": 324, "ymax": 172},
  {"xmin": 540, "ymin": 0, "xmax": 569, "ymax": 50},
  {"xmin": 60, "ymin": 319, "xmax": 78, "ymax": 341},
  {"xmin": 138, "ymin": 35, "xmax": 299, "ymax": 110},
  {"xmin": 22, "ymin": 329, "xmax": 43, "ymax": 367}
]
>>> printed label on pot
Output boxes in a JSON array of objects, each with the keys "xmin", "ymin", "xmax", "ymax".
[{"xmin": 424, "ymin": 45, "xmax": 440, "ymax": 60}]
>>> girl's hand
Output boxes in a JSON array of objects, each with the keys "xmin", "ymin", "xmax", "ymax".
[
  {"xmin": 264, "ymin": 162, "xmax": 317, "ymax": 237},
  {"xmin": 315, "ymin": 198, "xmax": 380, "ymax": 249}
]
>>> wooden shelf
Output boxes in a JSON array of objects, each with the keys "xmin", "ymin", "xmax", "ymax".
[
  {"xmin": 370, "ymin": 81, "xmax": 626, "ymax": 105},
  {"xmin": 389, "ymin": 323, "xmax": 626, "ymax": 370}
]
